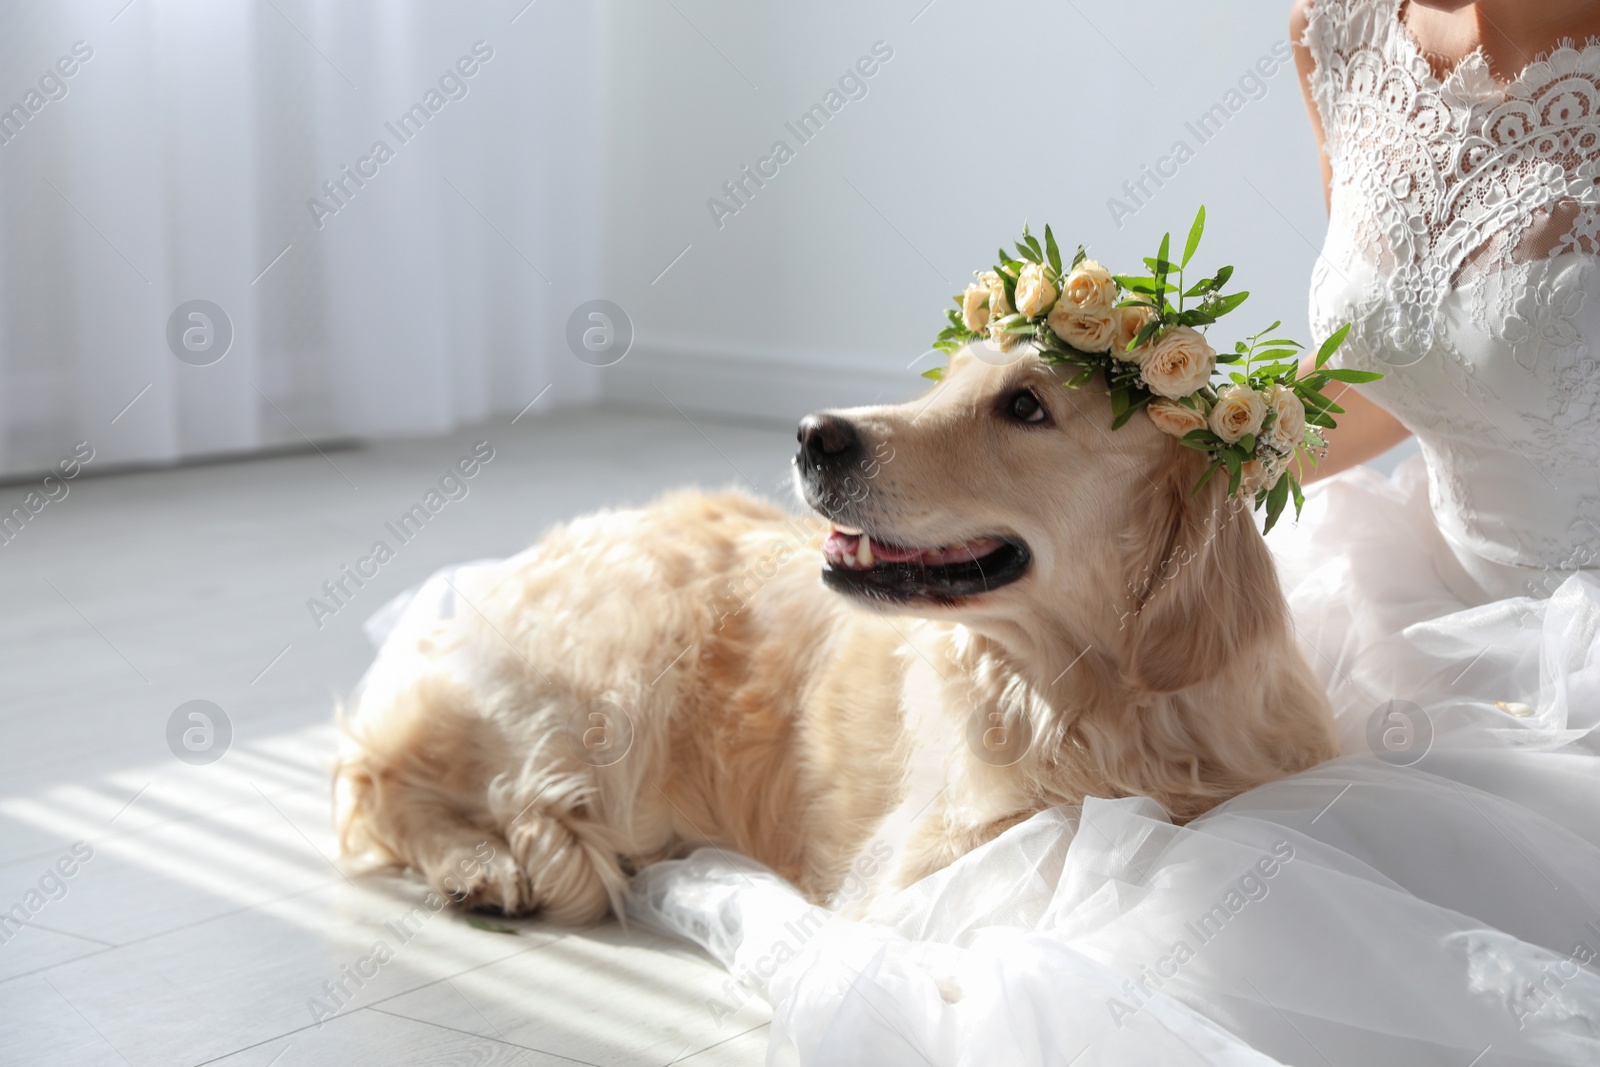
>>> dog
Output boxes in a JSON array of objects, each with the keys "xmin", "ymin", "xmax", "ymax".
[{"xmin": 333, "ymin": 344, "xmax": 1338, "ymax": 922}]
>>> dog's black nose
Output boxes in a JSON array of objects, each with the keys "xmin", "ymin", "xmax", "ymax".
[{"xmin": 797, "ymin": 413, "xmax": 862, "ymax": 469}]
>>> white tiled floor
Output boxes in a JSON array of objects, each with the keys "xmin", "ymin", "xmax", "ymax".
[{"xmin": 0, "ymin": 407, "xmax": 799, "ymax": 1067}]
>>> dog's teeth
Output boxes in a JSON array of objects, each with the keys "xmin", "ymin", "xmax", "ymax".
[
  {"xmin": 834, "ymin": 524, "xmax": 864, "ymax": 536},
  {"xmin": 857, "ymin": 536, "xmax": 874, "ymax": 567}
]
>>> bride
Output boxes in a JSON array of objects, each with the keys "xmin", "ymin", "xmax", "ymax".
[{"xmin": 625, "ymin": 1, "xmax": 1600, "ymax": 1063}]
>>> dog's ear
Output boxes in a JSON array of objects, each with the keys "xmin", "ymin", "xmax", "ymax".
[{"xmin": 1119, "ymin": 454, "xmax": 1284, "ymax": 694}]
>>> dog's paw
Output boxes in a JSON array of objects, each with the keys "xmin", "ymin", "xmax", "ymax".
[
  {"xmin": 427, "ymin": 839, "xmax": 535, "ymax": 916},
  {"xmin": 505, "ymin": 816, "xmax": 614, "ymax": 924}
]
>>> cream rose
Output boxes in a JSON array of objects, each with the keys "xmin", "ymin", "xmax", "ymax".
[
  {"xmin": 983, "ymin": 270, "xmax": 1013, "ymax": 319},
  {"xmin": 1262, "ymin": 384, "xmax": 1306, "ymax": 451},
  {"xmin": 989, "ymin": 312, "xmax": 1027, "ymax": 351},
  {"xmin": 1146, "ymin": 398, "xmax": 1208, "ymax": 439},
  {"xmin": 961, "ymin": 282, "xmax": 991, "ymax": 334},
  {"xmin": 1047, "ymin": 305, "xmax": 1116, "ymax": 352},
  {"xmin": 1059, "ymin": 258, "xmax": 1117, "ymax": 314},
  {"xmin": 1111, "ymin": 303, "xmax": 1158, "ymax": 360},
  {"xmin": 1014, "ymin": 262, "xmax": 1058, "ymax": 318},
  {"xmin": 1208, "ymin": 384, "xmax": 1269, "ymax": 444},
  {"xmin": 1139, "ymin": 325, "xmax": 1216, "ymax": 399}
]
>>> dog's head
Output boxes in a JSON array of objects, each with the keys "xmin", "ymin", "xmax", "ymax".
[{"xmin": 794, "ymin": 344, "xmax": 1282, "ymax": 693}]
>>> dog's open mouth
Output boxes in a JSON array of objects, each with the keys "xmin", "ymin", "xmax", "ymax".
[{"xmin": 820, "ymin": 526, "xmax": 1030, "ymax": 602}]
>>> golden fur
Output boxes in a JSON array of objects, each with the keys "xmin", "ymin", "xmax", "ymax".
[{"xmin": 334, "ymin": 347, "xmax": 1338, "ymax": 921}]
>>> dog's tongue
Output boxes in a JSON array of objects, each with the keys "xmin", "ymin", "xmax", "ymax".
[{"xmin": 823, "ymin": 528, "xmax": 1004, "ymax": 569}]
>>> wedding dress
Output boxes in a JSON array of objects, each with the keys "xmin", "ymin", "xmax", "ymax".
[{"xmin": 622, "ymin": 2, "xmax": 1600, "ymax": 1063}]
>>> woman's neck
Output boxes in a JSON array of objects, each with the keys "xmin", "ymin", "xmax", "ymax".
[{"xmin": 1405, "ymin": 0, "xmax": 1600, "ymax": 80}]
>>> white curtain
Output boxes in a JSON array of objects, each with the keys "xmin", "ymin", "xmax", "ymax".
[{"xmin": 0, "ymin": 0, "xmax": 599, "ymax": 478}]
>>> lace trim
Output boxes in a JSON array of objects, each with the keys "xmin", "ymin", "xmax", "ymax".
[{"xmin": 1303, "ymin": 0, "xmax": 1600, "ymax": 573}]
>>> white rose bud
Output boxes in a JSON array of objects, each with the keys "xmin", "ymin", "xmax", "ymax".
[
  {"xmin": 1146, "ymin": 398, "xmax": 1208, "ymax": 439},
  {"xmin": 1060, "ymin": 259, "xmax": 1118, "ymax": 314},
  {"xmin": 1139, "ymin": 325, "xmax": 1216, "ymax": 399},
  {"xmin": 1014, "ymin": 262, "xmax": 1058, "ymax": 319},
  {"xmin": 1263, "ymin": 384, "xmax": 1306, "ymax": 451},
  {"xmin": 1111, "ymin": 303, "xmax": 1158, "ymax": 360},
  {"xmin": 1208, "ymin": 384, "xmax": 1269, "ymax": 444},
  {"xmin": 961, "ymin": 282, "xmax": 991, "ymax": 334},
  {"xmin": 1047, "ymin": 305, "xmax": 1116, "ymax": 352}
]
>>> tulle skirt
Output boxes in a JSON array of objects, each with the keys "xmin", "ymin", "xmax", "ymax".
[{"xmin": 628, "ymin": 459, "xmax": 1600, "ymax": 1066}]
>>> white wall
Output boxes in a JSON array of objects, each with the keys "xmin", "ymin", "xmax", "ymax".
[
  {"xmin": 594, "ymin": 0, "xmax": 1327, "ymax": 422},
  {"xmin": 0, "ymin": 0, "xmax": 601, "ymax": 478}
]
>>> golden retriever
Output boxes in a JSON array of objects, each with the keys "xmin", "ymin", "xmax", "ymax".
[{"xmin": 333, "ymin": 345, "xmax": 1337, "ymax": 922}]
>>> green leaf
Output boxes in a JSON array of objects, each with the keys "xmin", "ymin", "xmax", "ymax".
[
  {"xmin": 1209, "ymin": 290, "xmax": 1250, "ymax": 316},
  {"xmin": 1132, "ymin": 319, "xmax": 1163, "ymax": 350},
  {"xmin": 1213, "ymin": 265, "xmax": 1234, "ymax": 288},
  {"xmin": 921, "ymin": 365, "xmax": 945, "ymax": 380},
  {"xmin": 1181, "ymin": 427, "xmax": 1223, "ymax": 448},
  {"xmin": 1014, "ymin": 240, "xmax": 1041, "ymax": 264},
  {"xmin": 1071, "ymin": 244, "xmax": 1087, "ymax": 268},
  {"xmin": 1314, "ymin": 322, "xmax": 1352, "ymax": 368},
  {"xmin": 1222, "ymin": 448, "xmax": 1242, "ymax": 496},
  {"xmin": 1290, "ymin": 474, "xmax": 1305, "ymax": 520},
  {"xmin": 996, "ymin": 268, "xmax": 1017, "ymax": 309},
  {"xmin": 1044, "ymin": 225, "xmax": 1062, "ymax": 276},
  {"xmin": 1110, "ymin": 392, "xmax": 1155, "ymax": 429},
  {"xmin": 1191, "ymin": 461, "xmax": 1221, "ymax": 496},
  {"xmin": 1262, "ymin": 468, "xmax": 1291, "ymax": 533},
  {"xmin": 1154, "ymin": 232, "xmax": 1171, "ymax": 299},
  {"xmin": 1319, "ymin": 368, "xmax": 1384, "ymax": 383},
  {"xmin": 466, "ymin": 916, "xmax": 519, "ymax": 935},
  {"xmin": 1249, "ymin": 362, "xmax": 1298, "ymax": 383},
  {"xmin": 1182, "ymin": 205, "xmax": 1205, "ymax": 267}
]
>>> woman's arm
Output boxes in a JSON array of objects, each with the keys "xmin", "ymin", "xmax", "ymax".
[{"xmin": 1290, "ymin": 0, "xmax": 1411, "ymax": 481}]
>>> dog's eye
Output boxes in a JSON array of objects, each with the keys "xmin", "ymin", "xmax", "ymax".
[{"xmin": 1006, "ymin": 390, "xmax": 1047, "ymax": 424}]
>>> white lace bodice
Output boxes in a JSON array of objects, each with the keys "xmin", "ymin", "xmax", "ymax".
[{"xmin": 1304, "ymin": 0, "xmax": 1600, "ymax": 598}]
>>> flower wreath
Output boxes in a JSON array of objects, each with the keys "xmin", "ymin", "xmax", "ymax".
[{"xmin": 930, "ymin": 207, "xmax": 1378, "ymax": 532}]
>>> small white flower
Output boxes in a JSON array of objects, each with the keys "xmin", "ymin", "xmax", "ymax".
[{"xmin": 1240, "ymin": 453, "xmax": 1285, "ymax": 497}]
